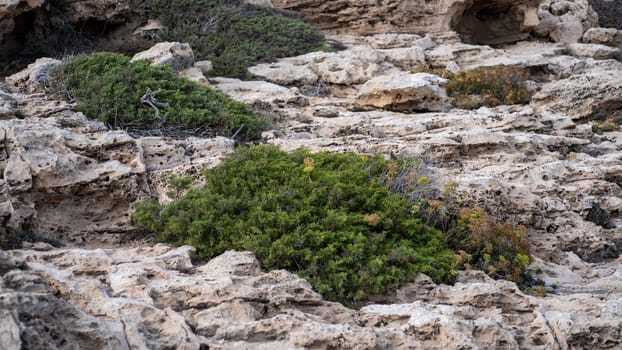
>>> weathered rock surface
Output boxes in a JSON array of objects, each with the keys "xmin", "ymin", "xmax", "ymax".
[
  {"xmin": 2, "ymin": 0, "xmax": 622, "ymax": 348},
  {"xmin": 355, "ymin": 73, "xmax": 448, "ymax": 112},
  {"xmin": 0, "ymin": 74, "xmax": 233, "ymax": 245},
  {"xmin": 1, "ymin": 247, "xmax": 620, "ymax": 349},
  {"xmin": 131, "ymin": 42, "xmax": 195, "ymax": 72},
  {"xmin": 536, "ymin": 0, "xmax": 600, "ymax": 43},
  {"xmin": 261, "ymin": 0, "xmax": 541, "ymax": 45},
  {"xmin": 0, "ymin": 0, "xmax": 135, "ymax": 73},
  {"xmin": 249, "ymin": 47, "xmax": 400, "ymax": 86},
  {"xmin": 0, "ymin": 0, "xmax": 45, "ymax": 41}
]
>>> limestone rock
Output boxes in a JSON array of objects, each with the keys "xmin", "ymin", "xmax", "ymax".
[
  {"xmin": 355, "ymin": 73, "xmax": 448, "ymax": 112},
  {"xmin": 264, "ymin": 0, "xmax": 540, "ymax": 45},
  {"xmin": 583, "ymin": 27, "xmax": 622, "ymax": 47},
  {"xmin": 0, "ymin": 80, "xmax": 233, "ymax": 244},
  {"xmin": 0, "ymin": 0, "xmax": 45, "ymax": 41},
  {"xmin": 249, "ymin": 47, "xmax": 399, "ymax": 86},
  {"xmin": 195, "ymin": 60, "xmax": 214, "ymax": 73},
  {"xmin": 538, "ymin": 0, "xmax": 600, "ymax": 42},
  {"xmin": 131, "ymin": 42, "xmax": 195, "ymax": 72},
  {"xmin": 379, "ymin": 46, "xmax": 426, "ymax": 70},
  {"xmin": 2, "ymin": 247, "xmax": 621, "ymax": 349},
  {"xmin": 179, "ymin": 67, "xmax": 208, "ymax": 85},
  {"xmin": 533, "ymin": 59, "xmax": 622, "ymax": 119},
  {"xmin": 567, "ymin": 43, "xmax": 621, "ymax": 59},
  {"xmin": 214, "ymin": 77, "xmax": 307, "ymax": 104},
  {"xmin": 5, "ymin": 58, "xmax": 61, "ymax": 93},
  {"xmin": 550, "ymin": 15, "xmax": 585, "ymax": 43}
]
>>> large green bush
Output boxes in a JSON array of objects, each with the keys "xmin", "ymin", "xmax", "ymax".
[
  {"xmin": 133, "ymin": 145, "xmax": 455, "ymax": 304},
  {"xmin": 50, "ymin": 52, "xmax": 267, "ymax": 140},
  {"xmin": 131, "ymin": 0, "xmax": 326, "ymax": 76}
]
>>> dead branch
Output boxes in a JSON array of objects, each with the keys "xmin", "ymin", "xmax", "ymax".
[{"xmin": 140, "ymin": 88, "xmax": 169, "ymax": 121}]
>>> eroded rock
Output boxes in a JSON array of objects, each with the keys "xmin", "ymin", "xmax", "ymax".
[
  {"xmin": 355, "ymin": 73, "xmax": 448, "ymax": 112},
  {"xmin": 1, "ymin": 247, "xmax": 621, "ymax": 349},
  {"xmin": 264, "ymin": 0, "xmax": 541, "ymax": 45},
  {"xmin": 131, "ymin": 42, "xmax": 195, "ymax": 72}
]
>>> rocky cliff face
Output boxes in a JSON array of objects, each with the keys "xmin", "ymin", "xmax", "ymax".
[
  {"xmin": 2, "ymin": 246, "xmax": 621, "ymax": 349},
  {"xmin": 2, "ymin": 0, "xmax": 622, "ymax": 349},
  {"xmin": 260, "ymin": 0, "xmax": 542, "ymax": 44}
]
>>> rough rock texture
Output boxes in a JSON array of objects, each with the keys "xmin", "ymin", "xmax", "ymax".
[
  {"xmin": 0, "ymin": 74, "xmax": 233, "ymax": 246},
  {"xmin": 2, "ymin": 1, "xmax": 622, "ymax": 348},
  {"xmin": 536, "ymin": 0, "xmax": 600, "ymax": 42},
  {"xmin": 583, "ymin": 27, "xmax": 622, "ymax": 48},
  {"xmin": 355, "ymin": 73, "xmax": 448, "ymax": 112},
  {"xmin": 260, "ymin": 0, "xmax": 541, "ymax": 44},
  {"xmin": 1, "ymin": 247, "xmax": 621, "ymax": 349},
  {"xmin": 0, "ymin": 0, "xmax": 135, "ymax": 74},
  {"xmin": 249, "ymin": 46, "xmax": 400, "ymax": 86},
  {"xmin": 131, "ymin": 42, "xmax": 195, "ymax": 72},
  {"xmin": 0, "ymin": 0, "xmax": 45, "ymax": 41}
]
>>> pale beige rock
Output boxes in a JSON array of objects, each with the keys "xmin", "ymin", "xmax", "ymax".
[
  {"xmin": 131, "ymin": 42, "xmax": 195, "ymax": 71},
  {"xmin": 195, "ymin": 60, "xmax": 214, "ymax": 73},
  {"xmin": 249, "ymin": 47, "xmax": 399, "ymax": 86},
  {"xmin": 133, "ymin": 18, "xmax": 164, "ymax": 36},
  {"xmin": 2, "ymin": 247, "xmax": 621, "ymax": 349},
  {"xmin": 379, "ymin": 46, "xmax": 426, "ymax": 69},
  {"xmin": 364, "ymin": 33, "xmax": 422, "ymax": 49},
  {"xmin": 355, "ymin": 73, "xmax": 448, "ymax": 112},
  {"xmin": 0, "ymin": 83, "xmax": 233, "ymax": 243},
  {"xmin": 582, "ymin": 27, "xmax": 622, "ymax": 47},
  {"xmin": 264, "ymin": 0, "xmax": 540, "ymax": 45},
  {"xmin": 550, "ymin": 15, "xmax": 584, "ymax": 43},
  {"xmin": 567, "ymin": 43, "xmax": 621, "ymax": 59},
  {"xmin": 5, "ymin": 57, "xmax": 61, "ymax": 93},
  {"xmin": 533, "ymin": 59, "xmax": 622, "ymax": 119},
  {"xmin": 538, "ymin": 0, "xmax": 599, "ymax": 42},
  {"xmin": 179, "ymin": 67, "xmax": 208, "ymax": 84},
  {"xmin": 211, "ymin": 77, "xmax": 308, "ymax": 106},
  {"xmin": 0, "ymin": 309, "xmax": 21, "ymax": 350}
]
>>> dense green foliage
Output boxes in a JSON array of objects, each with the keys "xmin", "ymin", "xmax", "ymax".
[
  {"xmin": 132, "ymin": 0, "xmax": 326, "ymax": 76},
  {"xmin": 51, "ymin": 52, "xmax": 266, "ymax": 140},
  {"xmin": 445, "ymin": 65, "xmax": 533, "ymax": 109},
  {"xmin": 133, "ymin": 146, "xmax": 455, "ymax": 303}
]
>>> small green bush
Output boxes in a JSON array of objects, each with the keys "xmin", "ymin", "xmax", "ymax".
[
  {"xmin": 592, "ymin": 119, "xmax": 620, "ymax": 134},
  {"xmin": 133, "ymin": 145, "xmax": 455, "ymax": 304},
  {"xmin": 446, "ymin": 65, "xmax": 533, "ymax": 109},
  {"xmin": 131, "ymin": 0, "xmax": 326, "ymax": 77},
  {"xmin": 445, "ymin": 208, "xmax": 533, "ymax": 286},
  {"xmin": 50, "ymin": 52, "xmax": 267, "ymax": 140}
]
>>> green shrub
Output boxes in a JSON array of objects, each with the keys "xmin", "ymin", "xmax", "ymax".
[
  {"xmin": 133, "ymin": 145, "xmax": 455, "ymax": 304},
  {"xmin": 446, "ymin": 65, "xmax": 533, "ymax": 109},
  {"xmin": 50, "ymin": 52, "xmax": 267, "ymax": 140},
  {"xmin": 592, "ymin": 119, "xmax": 620, "ymax": 134},
  {"xmin": 446, "ymin": 208, "xmax": 533, "ymax": 286},
  {"xmin": 131, "ymin": 0, "xmax": 326, "ymax": 77},
  {"xmin": 391, "ymin": 177, "xmax": 535, "ymax": 288}
]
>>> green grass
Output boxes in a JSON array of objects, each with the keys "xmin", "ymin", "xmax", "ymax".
[{"xmin": 51, "ymin": 52, "xmax": 267, "ymax": 140}]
